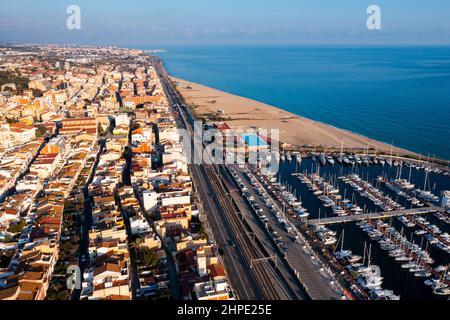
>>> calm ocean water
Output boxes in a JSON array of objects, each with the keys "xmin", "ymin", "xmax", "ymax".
[{"xmin": 148, "ymin": 45, "xmax": 450, "ymax": 160}]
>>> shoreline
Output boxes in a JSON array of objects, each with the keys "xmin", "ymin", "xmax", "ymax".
[{"xmin": 170, "ymin": 76, "xmax": 448, "ymax": 164}]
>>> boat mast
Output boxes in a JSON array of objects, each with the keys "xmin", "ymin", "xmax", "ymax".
[
  {"xmin": 437, "ymin": 265, "xmax": 449, "ymax": 288},
  {"xmin": 424, "ymin": 170, "xmax": 429, "ymax": 192},
  {"xmin": 362, "ymin": 241, "xmax": 367, "ymax": 266}
]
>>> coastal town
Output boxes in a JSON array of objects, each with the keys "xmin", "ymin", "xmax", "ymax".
[
  {"xmin": 0, "ymin": 44, "xmax": 449, "ymax": 301},
  {"xmin": 0, "ymin": 45, "xmax": 232, "ymax": 300}
]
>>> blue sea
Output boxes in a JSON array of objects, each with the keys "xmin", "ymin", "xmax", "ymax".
[{"xmin": 148, "ymin": 45, "xmax": 450, "ymax": 160}]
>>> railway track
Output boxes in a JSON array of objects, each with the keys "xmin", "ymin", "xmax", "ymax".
[
  {"xmin": 154, "ymin": 60, "xmax": 298, "ymax": 299},
  {"xmin": 204, "ymin": 164, "xmax": 291, "ymax": 299}
]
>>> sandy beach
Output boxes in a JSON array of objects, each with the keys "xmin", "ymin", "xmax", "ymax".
[{"xmin": 171, "ymin": 76, "xmax": 419, "ymax": 157}]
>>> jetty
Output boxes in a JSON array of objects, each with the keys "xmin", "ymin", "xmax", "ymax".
[{"xmin": 308, "ymin": 206, "xmax": 440, "ymax": 226}]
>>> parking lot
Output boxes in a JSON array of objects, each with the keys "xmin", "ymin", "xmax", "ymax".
[{"xmin": 227, "ymin": 164, "xmax": 343, "ymax": 300}]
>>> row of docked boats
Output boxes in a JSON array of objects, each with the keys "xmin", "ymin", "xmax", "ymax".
[
  {"xmin": 296, "ymin": 172, "xmax": 365, "ymax": 216},
  {"xmin": 280, "ymin": 151, "xmax": 302, "ymax": 164},
  {"xmin": 413, "ymin": 189, "xmax": 440, "ymax": 203},
  {"xmin": 433, "ymin": 211, "xmax": 450, "ymax": 225},
  {"xmin": 348, "ymin": 262, "xmax": 400, "ymax": 300},
  {"xmin": 411, "ymin": 216, "xmax": 450, "ymax": 254},
  {"xmin": 311, "ymin": 225, "xmax": 391, "ymax": 299},
  {"xmin": 343, "ymin": 174, "xmax": 404, "ymax": 212},
  {"xmin": 311, "ymin": 153, "xmax": 336, "ymax": 166},
  {"xmin": 354, "ymin": 219, "xmax": 450, "ymax": 295},
  {"xmin": 398, "ymin": 159, "xmax": 450, "ymax": 180},
  {"xmin": 310, "ymin": 153, "xmax": 450, "ymax": 176},
  {"xmin": 333, "ymin": 233, "xmax": 400, "ymax": 300},
  {"xmin": 342, "ymin": 261, "xmax": 400, "ymax": 300},
  {"xmin": 281, "ymin": 189, "xmax": 310, "ymax": 219},
  {"xmin": 378, "ymin": 175, "xmax": 443, "ymax": 210},
  {"xmin": 283, "ymin": 150, "xmax": 450, "ymax": 179},
  {"xmin": 423, "ymin": 266, "xmax": 450, "ymax": 296},
  {"xmin": 257, "ymin": 172, "xmax": 310, "ymax": 219},
  {"xmin": 296, "ymin": 173, "xmax": 338, "ymax": 206},
  {"xmin": 314, "ymin": 225, "xmax": 337, "ymax": 245},
  {"xmin": 378, "ymin": 177, "xmax": 424, "ymax": 206},
  {"xmin": 311, "ymin": 153, "xmax": 403, "ymax": 167},
  {"xmin": 380, "ymin": 221, "xmax": 434, "ymax": 264}
]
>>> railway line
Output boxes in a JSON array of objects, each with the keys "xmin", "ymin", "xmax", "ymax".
[{"xmin": 153, "ymin": 60, "xmax": 302, "ymax": 300}]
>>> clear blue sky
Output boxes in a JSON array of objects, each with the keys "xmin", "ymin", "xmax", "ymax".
[{"xmin": 1, "ymin": 0, "xmax": 449, "ymax": 46}]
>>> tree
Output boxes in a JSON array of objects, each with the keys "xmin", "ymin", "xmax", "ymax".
[
  {"xmin": 35, "ymin": 124, "xmax": 47, "ymax": 137},
  {"xmin": 8, "ymin": 220, "xmax": 26, "ymax": 234},
  {"xmin": 122, "ymin": 146, "xmax": 132, "ymax": 160},
  {"xmin": 60, "ymin": 240, "xmax": 75, "ymax": 258},
  {"xmin": 32, "ymin": 89, "xmax": 43, "ymax": 97},
  {"xmin": 131, "ymin": 237, "xmax": 144, "ymax": 251},
  {"xmin": 6, "ymin": 118, "xmax": 18, "ymax": 124},
  {"xmin": 146, "ymin": 294, "xmax": 171, "ymax": 301},
  {"xmin": 97, "ymin": 122, "xmax": 105, "ymax": 136},
  {"xmin": 45, "ymin": 281, "xmax": 69, "ymax": 301},
  {"xmin": 138, "ymin": 247, "xmax": 159, "ymax": 268},
  {"xmin": 0, "ymin": 71, "xmax": 29, "ymax": 94},
  {"xmin": 198, "ymin": 224, "xmax": 209, "ymax": 240},
  {"xmin": 131, "ymin": 122, "xmax": 141, "ymax": 131}
]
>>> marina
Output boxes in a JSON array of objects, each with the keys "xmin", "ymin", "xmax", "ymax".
[
  {"xmin": 245, "ymin": 162, "xmax": 407, "ymax": 299},
  {"xmin": 273, "ymin": 154, "xmax": 450, "ymax": 299}
]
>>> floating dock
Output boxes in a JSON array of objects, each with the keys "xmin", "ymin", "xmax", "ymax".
[{"xmin": 308, "ymin": 206, "xmax": 440, "ymax": 226}]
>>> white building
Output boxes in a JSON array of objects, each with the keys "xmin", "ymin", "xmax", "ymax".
[
  {"xmin": 115, "ymin": 114, "xmax": 130, "ymax": 127},
  {"xmin": 131, "ymin": 127, "xmax": 152, "ymax": 144},
  {"xmin": 159, "ymin": 127, "xmax": 179, "ymax": 143},
  {"xmin": 142, "ymin": 190, "xmax": 158, "ymax": 212},
  {"xmin": 16, "ymin": 175, "xmax": 42, "ymax": 192},
  {"xmin": 196, "ymin": 247, "xmax": 207, "ymax": 277},
  {"xmin": 129, "ymin": 215, "xmax": 151, "ymax": 236},
  {"xmin": 0, "ymin": 126, "xmax": 13, "ymax": 149},
  {"xmin": 160, "ymin": 191, "xmax": 191, "ymax": 207},
  {"xmin": 194, "ymin": 279, "xmax": 234, "ymax": 301}
]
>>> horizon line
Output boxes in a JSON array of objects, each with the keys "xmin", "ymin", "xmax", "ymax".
[{"xmin": 4, "ymin": 42, "xmax": 450, "ymax": 48}]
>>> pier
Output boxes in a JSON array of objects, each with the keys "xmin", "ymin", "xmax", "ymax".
[{"xmin": 308, "ymin": 206, "xmax": 440, "ymax": 226}]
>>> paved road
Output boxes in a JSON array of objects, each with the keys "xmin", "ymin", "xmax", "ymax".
[
  {"xmin": 153, "ymin": 61, "xmax": 263, "ymax": 299},
  {"xmin": 219, "ymin": 165, "xmax": 308, "ymax": 299},
  {"xmin": 190, "ymin": 163, "xmax": 263, "ymax": 299},
  {"xmin": 71, "ymin": 140, "xmax": 104, "ymax": 300},
  {"xmin": 251, "ymin": 168, "xmax": 369, "ymax": 299},
  {"xmin": 115, "ymin": 189, "xmax": 140, "ymax": 300},
  {"xmin": 154, "ymin": 60, "xmax": 302, "ymax": 299},
  {"xmin": 231, "ymin": 165, "xmax": 343, "ymax": 300}
]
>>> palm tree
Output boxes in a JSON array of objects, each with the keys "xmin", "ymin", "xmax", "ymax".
[{"xmin": 131, "ymin": 237, "xmax": 144, "ymax": 251}]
